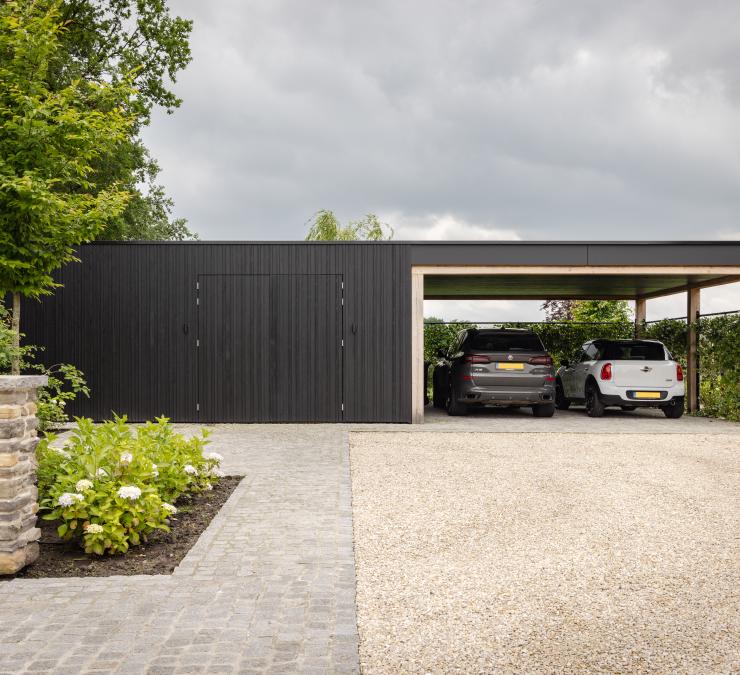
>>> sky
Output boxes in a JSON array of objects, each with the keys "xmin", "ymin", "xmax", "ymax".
[{"xmin": 143, "ymin": 0, "xmax": 740, "ymax": 321}]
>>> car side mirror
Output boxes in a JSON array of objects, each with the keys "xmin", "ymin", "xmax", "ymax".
[
  {"xmin": 561, "ymin": 359, "xmax": 570, "ymax": 368},
  {"xmin": 436, "ymin": 348, "xmax": 446, "ymax": 358}
]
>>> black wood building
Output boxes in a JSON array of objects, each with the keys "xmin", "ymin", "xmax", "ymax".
[{"xmin": 21, "ymin": 241, "xmax": 740, "ymax": 423}]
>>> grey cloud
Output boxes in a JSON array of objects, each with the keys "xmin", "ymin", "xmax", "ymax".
[{"xmin": 143, "ymin": 0, "xmax": 740, "ymax": 241}]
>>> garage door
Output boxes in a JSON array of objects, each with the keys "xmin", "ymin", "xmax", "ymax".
[{"xmin": 197, "ymin": 274, "xmax": 343, "ymax": 422}]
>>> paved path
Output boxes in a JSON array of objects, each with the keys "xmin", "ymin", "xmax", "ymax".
[{"xmin": 0, "ymin": 426, "xmax": 358, "ymax": 675}]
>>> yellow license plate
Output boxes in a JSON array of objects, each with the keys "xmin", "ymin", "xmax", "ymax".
[
  {"xmin": 634, "ymin": 391, "xmax": 661, "ymax": 399},
  {"xmin": 496, "ymin": 362, "xmax": 525, "ymax": 370}
]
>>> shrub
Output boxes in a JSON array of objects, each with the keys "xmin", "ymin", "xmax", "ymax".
[
  {"xmin": 32, "ymin": 363, "xmax": 90, "ymax": 432},
  {"xmin": 37, "ymin": 416, "xmax": 221, "ymax": 555},
  {"xmin": 1, "ymin": 305, "xmax": 90, "ymax": 431}
]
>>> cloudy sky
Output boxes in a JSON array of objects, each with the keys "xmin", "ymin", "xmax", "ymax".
[{"xmin": 143, "ymin": 0, "xmax": 740, "ymax": 321}]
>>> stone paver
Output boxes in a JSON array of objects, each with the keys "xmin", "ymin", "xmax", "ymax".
[{"xmin": 0, "ymin": 426, "xmax": 359, "ymax": 674}]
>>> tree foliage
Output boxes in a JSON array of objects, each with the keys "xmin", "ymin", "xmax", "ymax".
[
  {"xmin": 305, "ymin": 210, "xmax": 394, "ymax": 241},
  {"xmin": 541, "ymin": 300, "xmax": 633, "ymax": 323},
  {"xmin": 541, "ymin": 300, "xmax": 575, "ymax": 321},
  {"xmin": 572, "ymin": 300, "xmax": 632, "ymax": 323},
  {"xmin": 0, "ymin": 0, "xmax": 135, "ymax": 299},
  {"xmin": 50, "ymin": 0, "xmax": 196, "ymax": 240}
]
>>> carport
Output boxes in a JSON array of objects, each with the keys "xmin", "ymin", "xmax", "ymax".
[{"xmin": 410, "ymin": 243, "xmax": 740, "ymax": 423}]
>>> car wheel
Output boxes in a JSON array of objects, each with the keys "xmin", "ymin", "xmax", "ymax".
[
  {"xmin": 446, "ymin": 386, "xmax": 469, "ymax": 416},
  {"xmin": 532, "ymin": 402, "xmax": 555, "ymax": 417},
  {"xmin": 585, "ymin": 382, "xmax": 605, "ymax": 417},
  {"xmin": 662, "ymin": 400, "xmax": 685, "ymax": 418},
  {"xmin": 555, "ymin": 380, "xmax": 570, "ymax": 410},
  {"xmin": 620, "ymin": 405, "xmax": 637, "ymax": 411}
]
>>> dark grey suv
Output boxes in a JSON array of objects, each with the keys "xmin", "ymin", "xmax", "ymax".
[{"xmin": 432, "ymin": 328, "xmax": 556, "ymax": 417}]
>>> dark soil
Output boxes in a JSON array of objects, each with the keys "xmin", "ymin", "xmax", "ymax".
[{"xmin": 5, "ymin": 476, "xmax": 243, "ymax": 579}]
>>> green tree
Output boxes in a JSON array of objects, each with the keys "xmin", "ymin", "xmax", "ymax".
[
  {"xmin": 542, "ymin": 299, "xmax": 632, "ymax": 323},
  {"xmin": 51, "ymin": 0, "xmax": 195, "ymax": 240},
  {"xmin": 305, "ymin": 210, "xmax": 394, "ymax": 241},
  {"xmin": 541, "ymin": 299, "xmax": 576, "ymax": 321},
  {"xmin": 571, "ymin": 300, "xmax": 632, "ymax": 323},
  {"xmin": 0, "ymin": 0, "xmax": 135, "ymax": 373}
]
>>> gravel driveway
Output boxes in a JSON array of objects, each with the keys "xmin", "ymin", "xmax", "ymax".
[{"xmin": 350, "ymin": 432, "xmax": 740, "ymax": 674}]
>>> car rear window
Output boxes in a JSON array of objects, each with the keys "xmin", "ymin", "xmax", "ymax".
[
  {"xmin": 467, "ymin": 332, "xmax": 544, "ymax": 352},
  {"xmin": 599, "ymin": 342, "xmax": 666, "ymax": 360}
]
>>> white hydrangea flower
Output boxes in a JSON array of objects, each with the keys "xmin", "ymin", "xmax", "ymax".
[
  {"xmin": 96, "ymin": 468, "xmax": 108, "ymax": 478},
  {"xmin": 204, "ymin": 452, "xmax": 224, "ymax": 465},
  {"xmin": 162, "ymin": 503, "xmax": 177, "ymax": 514},
  {"xmin": 210, "ymin": 468, "xmax": 225, "ymax": 478},
  {"xmin": 117, "ymin": 485, "xmax": 142, "ymax": 501},
  {"xmin": 119, "ymin": 452, "xmax": 133, "ymax": 465},
  {"xmin": 57, "ymin": 492, "xmax": 84, "ymax": 507},
  {"xmin": 84, "ymin": 523, "xmax": 104, "ymax": 534},
  {"xmin": 75, "ymin": 479, "xmax": 93, "ymax": 492},
  {"xmin": 53, "ymin": 448, "xmax": 71, "ymax": 460},
  {"xmin": 204, "ymin": 482, "xmax": 213, "ymax": 491},
  {"xmin": 183, "ymin": 464, "xmax": 198, "ymax": 476},
  {"xmin": 151, "ymin": 463, "xmax": 159, "ymax": 477}
]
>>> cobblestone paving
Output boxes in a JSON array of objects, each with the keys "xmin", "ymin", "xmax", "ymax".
[{"xmin": 0, "ymin": 426, "xmax": 358, "ymax": 675}]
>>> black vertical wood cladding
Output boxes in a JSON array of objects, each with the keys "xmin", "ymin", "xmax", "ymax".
[
  {"xmin": 197, "ymin": 274, "xmax": 343, "ymax": 423},
  {"xmin": 21, "ymin": 243, "xmax": 412, "ymax": 423}
]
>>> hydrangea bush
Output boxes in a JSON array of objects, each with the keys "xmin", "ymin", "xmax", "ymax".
[{"xmin": 37, "ymin": 416, "xmax": 222, "ymax": 555}]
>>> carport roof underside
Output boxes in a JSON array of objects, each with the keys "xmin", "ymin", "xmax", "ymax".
[
  {"xmin": 410, "ymin": 241, "xmax": 740, "ymax": 300},
  {"xmin": 423, "ymin": 272, "xmax": 739, "ymax": 300}
]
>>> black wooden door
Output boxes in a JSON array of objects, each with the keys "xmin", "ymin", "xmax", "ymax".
[{"xmin": 197, "ymin": 274, "xmax": 343, "ymax": 422}]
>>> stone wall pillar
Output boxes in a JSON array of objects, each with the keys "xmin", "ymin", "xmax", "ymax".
[{"xmin": 0, "ymin": 375, "xmax": 47, "ymax": 575}]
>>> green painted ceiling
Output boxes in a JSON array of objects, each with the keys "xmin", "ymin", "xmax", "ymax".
[{"xmin": 423, "ymin": 274, "xmax": 724, "ymax": 299}]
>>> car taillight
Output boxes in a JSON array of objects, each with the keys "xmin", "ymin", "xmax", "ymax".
[
  {"xmin": 529, "ymin": 355, "xmax": 553, "ymax": 365},
  {"xmin": 465, "ymin": 354, "xmax": 491, "ymax": 363},
  {"xmin": 600, "ymin": 363, "xmax": 612, "ymax": 380},
  {"xmin": 676, "ymin": 363, "xmax": 684, "ymax": 381}
]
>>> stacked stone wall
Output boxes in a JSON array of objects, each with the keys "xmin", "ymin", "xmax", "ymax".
[{"xmin": 0, "ymin": 375, "xmax": 47, "ymax": 574}]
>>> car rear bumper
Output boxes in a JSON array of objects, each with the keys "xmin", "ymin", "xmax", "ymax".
[
  {"xmin": 598, "ymin": 382, "xmax": 685, "ymax": 405},
  {"xmin": 457, "ymin": 384, "xmax": 555, "ymax": 406},
  {"xmin": 600, "ymin": 393, "xmax": 684, "ymax": 408}
]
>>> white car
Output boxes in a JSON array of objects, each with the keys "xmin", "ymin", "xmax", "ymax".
[{"xmin": 555, "ymin": 339, "xmax": 685, "ymax": 418}]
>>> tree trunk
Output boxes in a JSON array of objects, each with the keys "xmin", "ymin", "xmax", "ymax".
[{"xmin": 10, "ymin": 292, "xmax": 20, "ymax": 376}]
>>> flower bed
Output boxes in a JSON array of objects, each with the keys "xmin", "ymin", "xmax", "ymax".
[
  {"xmin": 6, "ymin": 476, "xmax": 241, "ymax": 578},
  {"xmin": 35, "ymin": 416, "xmax": 229, "ymax": 556}
]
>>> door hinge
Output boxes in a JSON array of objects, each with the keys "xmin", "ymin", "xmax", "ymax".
[
  {"xmin": 196, "ymin": 297, "xmax": 199, "ymax": 306},
  {"xmin": 196, "ymin": 403, "xmax": 200, "ymax": 412},
  {"xmin": 196, "ymin": 281, "xmax": 199, "ymax": 290},
  {"xmin": 341, "ymin": 339, "xmax": 344, "ymax": 347},
  {"xmin": 341, "ymin": 297, "xmax": 344, "ymax": 306},
  {"xmin": 341, "ymin": 403, "xmax": 344, "ymax": 412},
  {"xmin": 196, "ymin": 339, "xmax": 200, "ymax": 348}
]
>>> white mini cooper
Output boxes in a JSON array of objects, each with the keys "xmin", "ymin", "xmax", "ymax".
[{"xmin": 555, "ymin": 339, "xmax": 685, "ymax": 418}]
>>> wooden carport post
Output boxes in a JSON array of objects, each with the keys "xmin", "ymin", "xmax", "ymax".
[
  {"xmin": 686, "ymin": 287, "xmax": 701, "ymax": 413},
  {"xmin": 634, "ymin": 297, "xmax": 646, "ymax": 338}
]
